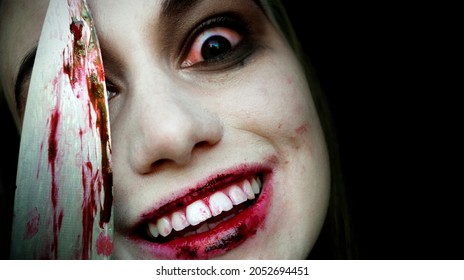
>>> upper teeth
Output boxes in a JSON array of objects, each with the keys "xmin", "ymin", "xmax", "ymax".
[{"xmin": 147, "ymin": 176, "xmax": 262, "ymax": 239}]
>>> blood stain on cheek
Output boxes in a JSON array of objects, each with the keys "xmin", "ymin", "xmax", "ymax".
[
  {"xmin": 289, "ymin": 123, "xmax": 312, "ymax": 152},
  {"xmin": 285, "ymin": 76, "xmax": 293, "ymax": 85},
  {"xmin": 295, "ymin": 123, "xmax": 308, "ymax": 135}
]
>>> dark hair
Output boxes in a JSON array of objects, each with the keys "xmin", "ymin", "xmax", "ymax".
[{"xmin": 261, "ymin": 0, "xmax": 357, "ymax": 259}]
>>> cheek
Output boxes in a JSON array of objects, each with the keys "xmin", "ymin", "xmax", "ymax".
[
  {"xmin": 255, "ymin": 74, "xmax": 315, "ymax": 152},
  {"xmin": 222, "ymin": 69, "xmax": 312, "ymax": 126}
]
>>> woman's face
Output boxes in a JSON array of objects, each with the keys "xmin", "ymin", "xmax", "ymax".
[{"xmin": 0, "ymin": 0, "xmax": 330, "ymax": 259}]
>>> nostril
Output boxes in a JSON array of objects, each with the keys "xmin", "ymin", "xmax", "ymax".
[
  {"xmin": 150, "ymin": 159, "xmax": 172, "ymax": 172},
  {"xmin": 148, "ymin": 141, "xmax": 213, "ymax": 173},
  {"xmin": 194, "ymin": 141, "xmax": 210, "ymax": 149}
]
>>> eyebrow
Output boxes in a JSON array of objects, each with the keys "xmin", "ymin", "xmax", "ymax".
[
  {"xmin": 161, "ymin": 0, "xmax": 263, "ymax": 17},
  {"xmin": 161, "ymin": 0, "xmax": 201, "ymax": 16},
  {"xmin": 14, "ymin": 46, "xmax": 37, "ymax": 112}
]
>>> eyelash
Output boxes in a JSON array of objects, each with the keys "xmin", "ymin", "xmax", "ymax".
[
  {"xmin": 179, "ymin": 14, "xmax": 254, "ymax": 70},
  {"xmin": 105, "ymin": 82, "xmax": 118, "ymax": 101}
]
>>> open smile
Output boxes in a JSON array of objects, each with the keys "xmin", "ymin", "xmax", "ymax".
[{"xmin": 131, "ymin": 164, "xmax": 274, "ymax": 259}]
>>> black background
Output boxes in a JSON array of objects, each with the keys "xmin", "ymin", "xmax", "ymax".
[{"xmin": 283, "ymin": 2, "xmax": 462, "ymax": 259}]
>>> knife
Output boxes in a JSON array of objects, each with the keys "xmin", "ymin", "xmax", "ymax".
[{"xmin": 10, "ymin": 0, "xmax": 113, "ymax": 259}]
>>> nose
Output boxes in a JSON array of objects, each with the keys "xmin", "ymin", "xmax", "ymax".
[{"xmin": 128, "ymin": 78, "xmax": 223, "ymax": 174}]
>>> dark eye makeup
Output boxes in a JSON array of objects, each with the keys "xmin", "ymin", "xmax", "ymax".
[
  {"xmin": 178, "ymin": 12, "xmax": 256, "ymax": 71},
  {"xmin": 104, "ymin": 80, "xmax": 119, "ymax": 101}
]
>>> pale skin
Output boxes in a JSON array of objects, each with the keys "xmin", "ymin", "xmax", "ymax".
[{"xmin": 0, "ymin": 0, "xmax": 330, "ymax": 259}]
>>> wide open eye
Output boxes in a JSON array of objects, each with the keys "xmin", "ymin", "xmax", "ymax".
[{"xmin": 181, "ymin": 26, "xmax": 242, "ymax": 68}]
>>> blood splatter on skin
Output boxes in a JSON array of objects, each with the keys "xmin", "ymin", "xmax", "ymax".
[
  {"xmin": 295, "ymin": 123, "xmax": 308, "ymax": 135},
  {"xmin": 292, "ymin": 123, "xmax": 312, "ymax": 152}
]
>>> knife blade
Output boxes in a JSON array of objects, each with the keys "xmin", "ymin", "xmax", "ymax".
[{"xmin": 10, "ymin": 0, "xmax": 113, "ymax": 259}]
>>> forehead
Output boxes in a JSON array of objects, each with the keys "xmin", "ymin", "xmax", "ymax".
[{"xmin": 0, "ymin": 0, "xmax": 49, "ymax": 101}]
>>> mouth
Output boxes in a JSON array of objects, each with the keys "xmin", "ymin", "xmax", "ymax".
[{"xmin": 132, "ymin": 165, "xmax": 273, "ymax": 259}]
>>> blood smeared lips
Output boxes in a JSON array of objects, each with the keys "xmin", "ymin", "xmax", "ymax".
[
  {"xmin": 132, "ymin": 165, "xmax": 273, "ymax": 259},
  {"xmin": 147, "ymin": 175, "xmax": 261, "ymax": 240}
]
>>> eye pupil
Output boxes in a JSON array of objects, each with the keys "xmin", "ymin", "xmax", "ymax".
[{"xmin": 201, "ymin": 35, "xmax": 232, "ymax": 60}]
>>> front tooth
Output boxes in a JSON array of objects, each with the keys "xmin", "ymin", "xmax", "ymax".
[
  {"xmin": 251, "ymin": 177, "xmax": 261, "ymax": 194},
  {"xmin": 209, "ymin": 191, "xmax": 233, "ymax": 216},
  {"xmin": 171, "ymin": 210, "xmax": 190, "ymax": 231},
  {"xmin": 186, "ymin": 200, "xmax": 212, "ymax": 226},
  {"xmin": 156, "ymin": 216, "xmax": 172, "ymax": 237},
  {"xmin": 242, "ymin": 180, "xmax": 255, "ymax": 200},
  {"xmin": 148, "ymin": 222, "xmax": 159, "ymax": 238},
  {"xmin": 228, "ymin": 185, "xmax": 247, "ymax": 205}
]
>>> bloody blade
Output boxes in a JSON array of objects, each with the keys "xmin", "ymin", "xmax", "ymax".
[{"xmin": 10, "ymin": 0, "xmax": 113, "ymax": 259}]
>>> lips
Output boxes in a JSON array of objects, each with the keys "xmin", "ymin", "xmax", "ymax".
[
  {"xmin": 147, "ymin": 175, "xmax": 261, "ymax": 240},
  {"xmin": 132, "ymin": 164, "xmax": 273, "ymax": 259}
]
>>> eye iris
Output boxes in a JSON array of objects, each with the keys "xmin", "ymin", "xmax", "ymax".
[{"xmin": 201, "ymin": 35, "xmax": 232, "ymax": 60}]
